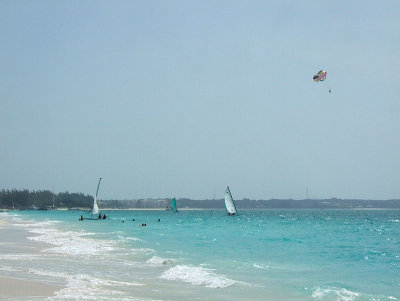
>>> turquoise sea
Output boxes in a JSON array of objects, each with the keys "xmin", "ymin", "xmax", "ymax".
[{"xmin": 1, "ymin": 209, "xmax": 399, "ymax": 300}]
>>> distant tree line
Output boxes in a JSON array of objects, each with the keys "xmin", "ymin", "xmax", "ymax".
[
  {"xmin": 100, "ymin": 199, "xmax": 169, "ymax": 209},
  {"xmin": 0, "ymin": 189, "xmax": 93, "ymax": 209},
  {"xmin": 233, "ymin": 198, "xmax": 400, "ymax": 209},
  {"xmin": 2, "ymin": 189, "xmax": 400, "ymax": 210},
  {"xmin": 102, "ymin": 197, "xmax": 400, "ymax": 209}
]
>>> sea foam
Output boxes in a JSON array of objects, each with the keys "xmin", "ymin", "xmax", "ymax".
[
  {"xmin": 29, "ymin": 269, "xmax": 144, "ymax": 301},
  {"xmin": 160, "ymin": 265, "xmax": 236, "ymax": 288},
  {"xmin": 312, "ymin": 286, "xmax": 360, "ymax": 301},
  {"xmin": 146, "ymin": 256, "xmax": 175, "ymax": 266},
  {"xmin": 27, "ymin": 228, "xmax": 118, "ymax": 256},
  {"xmin": 17, "ymin": 219, "xmax": 119, "ymax": 256}
]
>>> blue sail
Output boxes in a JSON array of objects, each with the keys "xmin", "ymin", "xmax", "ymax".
[{"xmin": 172, "ymin": 198, "xmax": 178, "ymax": 213}]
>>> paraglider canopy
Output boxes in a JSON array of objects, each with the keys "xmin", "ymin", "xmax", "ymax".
[{"xmin": 313, "ymin": 70, "xmax": 327, "ymax": 82}]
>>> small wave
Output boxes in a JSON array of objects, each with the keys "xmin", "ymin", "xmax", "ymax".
[
  {"xmin": 130, "ymin": 248, "xmax": 156, "ymax": 256},
  {"xmin": 390, "ymin": 219, "xmax": 400, "ymax": 223},
  {"xmin": 13, "ymin": 220, "xmax": 62, "ymax": 228},
  {"xmin": 160, "ymin": 265, "xmax": 236, "ymax": 288},
  {"xmin": 27, "ymin": 228, "xmax": 118, "ymax": 256},
  {"xmin": 369, "ymin": 249, "xmax": 387, "ymax": 257},
  {"xmin": 252, "ymin": 263, "xmax": 281, "ymax": 271},
  {"xmin": 253, "ymin": 263, "xmax": 270, "ymax": 270},
  {"xmin": 312, "ymin": 286, "xmax": 360, "ymax": 301},
  {"xmin": 29, "ymin": 269, "xmax": 144, "ymax": 301},
  {"xmin": 0, "ymin": 211, "xmax": 20, "ymax": 218},
  {"xmin": 147, "ymin": 256, "xmax": 175, "ymax": 266},
  {"xmin": 0, "ymin": 266, "xmax": 22, "ymax": 273},
  {"xmin": 117, "ymin": 235, "xmax": 142, "ymax": 242},
  {"xmin": 0, "ymin": 254, "xmax": 41, "ymax": 261},
  {"xmin": 6, "ymin": 216, "xmax": 118, "ymax": 257}
]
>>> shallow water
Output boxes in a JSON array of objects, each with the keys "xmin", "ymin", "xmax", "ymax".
[{"xmin": 1, "ymin": 209, "xmax": 399, "ymax": 300}]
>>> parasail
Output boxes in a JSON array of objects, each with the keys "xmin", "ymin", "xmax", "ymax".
[{"xmin": 313, "ymin": 70, "xmax": 327, "ymax": 82}]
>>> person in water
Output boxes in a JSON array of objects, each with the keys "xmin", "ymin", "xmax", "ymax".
[
  {"xmin": 79, "ymin": 215, "xmax": 84, "ymax": 221},
  {"xmin": 98, "ymin": 213, "xmax": 102, "ymax": 219},
  {"xmin": 102, "ymin": 214, "xmax": 107, "ymax": 219}
]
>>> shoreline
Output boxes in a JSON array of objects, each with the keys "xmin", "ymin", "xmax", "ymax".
[
  {"xmin": 3, "ymin": 207, "xmax": 399, "ymax": 212},
  {"xmin": 0, "ymin": 214, "xmax": 65, "ymax": 298}
]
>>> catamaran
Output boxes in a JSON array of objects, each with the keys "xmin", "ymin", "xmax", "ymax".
[
  {"xmin": 224, "ymin": 186, "xmax": 237, "ymax": 216},
  {"xmin": 171, "ymin": 198, "xmax": 178, "ymax": 213},
  {"xmin": 81, "ymin": 177, "xmax": 107, "ymax": 220},
  {"xmin": 92, "ymin": 177, "xmax": 102, "ymax": 217}
]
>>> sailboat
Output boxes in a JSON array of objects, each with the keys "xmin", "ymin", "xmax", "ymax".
[
  {"xmin": 91, "ymin": 177, "xmax": 102, "ymax": 217},
  {"xmin": 224, "ymin": 186, "xmax": 237, "ymax": 216},
  {"xmin": 171, "ymin": 198, "xmax": 178, "ymax": 213},
  {"xmin": 81, "ymin": 177, "xmax": 107, "ymax": 220},
  {"xmin": 49, "ymin": 187, "xmax": 56, "ymax": 210}
]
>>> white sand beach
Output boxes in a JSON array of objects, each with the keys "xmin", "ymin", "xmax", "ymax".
[{"xmin": 0, "ymin": 215, "xmax": 64, "ymax": 298}]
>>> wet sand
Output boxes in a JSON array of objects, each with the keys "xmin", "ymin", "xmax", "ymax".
[
  {"xmin": 0, "ymin": 214, "xmax": 64, "ymax": 298},
  {"xmin": 0, "ymin": 276, "xmax": 59, "ymax": 297}
]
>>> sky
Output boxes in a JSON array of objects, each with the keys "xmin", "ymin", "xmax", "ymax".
[{"xmin": 1, "ymin": 1, "xmax": 400, "ymax": 200}]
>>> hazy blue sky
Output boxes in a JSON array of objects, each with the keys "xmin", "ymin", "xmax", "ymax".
[{"xmin": 1, "ymin": 1, "xmax": 399, "ymax": 200}]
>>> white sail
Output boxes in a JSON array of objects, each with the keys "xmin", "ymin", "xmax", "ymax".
[
  {"xmin": 92, "ymin": 178, "xmax": 102, "ymax": 215},
  {"xmin": 224, "ymin": 186, "xmax": 237, "ymax": 215}
]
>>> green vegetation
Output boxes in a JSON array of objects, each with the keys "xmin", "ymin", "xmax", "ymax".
[
  {"xmin": 101, "ymin": 198, "xmax": 400, "ymax": 209},
  {"xmin": 0, "ymin": 189, "xmax": 93, "ymax": 209},
  {"xmin": 1, "ymin": 189, "xmax": 399, "ymax": 210}
]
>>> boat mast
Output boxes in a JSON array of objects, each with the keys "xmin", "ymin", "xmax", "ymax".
[
  {"xmin": 95, "ymin": 178, "xmax": 102, "ymax": 199},
  {"xmin": 52, "ymin": 186, "xmax": 55, "ymax": 209}
]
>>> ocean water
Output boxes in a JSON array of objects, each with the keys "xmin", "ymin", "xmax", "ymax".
[{"xmin": 1, "ymin": 209, "xmax": 399, "ymax": 300}]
